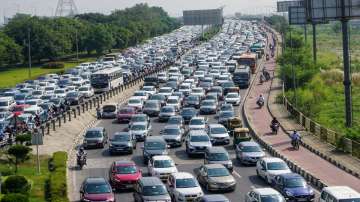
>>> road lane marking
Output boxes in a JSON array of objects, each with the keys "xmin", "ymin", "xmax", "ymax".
[{"xmin": 233, "ymin": 170, "xmax": 242, "ymax": 179}]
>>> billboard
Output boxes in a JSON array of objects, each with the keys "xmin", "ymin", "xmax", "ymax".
[
  {"xmin": 183, "ymin": 9, "xmax": 223, "ymax": 25},
  {"xmin": 277, "ymin": 0, "xmax": 304, "ymax": 12},
  {"xmin": 306, "ymin": 0, "xmax": 360, "ymax": 22},
  {"xmin": 289, "ymin": 6, "xmax": 307, "ymax": 24}
]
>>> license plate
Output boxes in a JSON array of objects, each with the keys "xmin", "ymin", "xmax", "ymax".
[
  {"xmin": 298, "ymin": 198, "xmax": 307, "ymax": 202},
  {"xmin": 125, "ymin": 184, "xmax": 133, "ymax": 188}
]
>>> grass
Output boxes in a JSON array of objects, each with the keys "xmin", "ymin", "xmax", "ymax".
[
  {"xmin": 0, "ymin": 57, "xmax": 97, "ymax": 88},
  {"xmin": 0, "ymin": 154, "xmax": 51, "ymax": 202}
]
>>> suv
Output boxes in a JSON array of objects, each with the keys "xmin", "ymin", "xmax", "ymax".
[
  {"xmin": 83, "ymin": 127, "xmax": 108, "ymax": 149},
  {"xmin": 204, "ymin": 147, "xmax": 233, "ymax": 172},
  {"xmin": 133, "ymin": 177, "xmax": 171, "ymax": 202},
  {"xmin": 207, "ymin": 124, "xmax": 230, "ymax": 145},
  {"xmin": 161, "ymin": 125, "xmax": 184, "ymax": 147},
  {"xmin": 80, "ymin": 177, "xmax": 115, "ymax": 202},
  {"xmin": 142, "ymin": 136, "xmax": 169, "ymax": 164},
  {"xmin": 109, "ymin": 132, "xmax": 136, "ymax": 155},
  {"xmin": 185, "ymin": 130, "xmax": 212, "ymax": 156},
  {"xmin": 143, "ymin": 100, "xmax": 161, "ymax": 117}
]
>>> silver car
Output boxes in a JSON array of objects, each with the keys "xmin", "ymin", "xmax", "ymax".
[
  {"xmin": 161, "ymin": 125, "xmax": 184, "ymax": 147},
  {"xmin": 129, "ymin": 122, "xmax": 151, "ymax": 141},
  {"xmin": 236, "ymin": 141, "xmax": 265, "ymax": 165},
  {"xmin": 158, "ymin": 106, "xmax": 176, "ymax": 122},
  {"xmin": 185, "ymin": 130, "xmax": 212, "ymax": 156}
]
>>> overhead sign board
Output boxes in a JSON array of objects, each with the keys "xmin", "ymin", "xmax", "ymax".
[
  {"xmin": 306, "ymin": 0, "xmax": 360, "ymax": 21},
  {"xmin": 289, "ymin": 6, "xmax": 307, "ymax": 24},
  {"xmin": 183, "ymin": 9, "xmax": 223, "ymax": 25},
  {"xmin": 277, "ymin": 0, "xmax": 304, "ymax": 12}
]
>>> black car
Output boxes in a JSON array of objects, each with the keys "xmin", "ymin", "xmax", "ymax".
[
  {"xmin": 142, "ymin": 136, "xmax": 168, "ymax": 164},
  {"xmin": 66, "ymin": 91, "xmax": 84, "ymax": 105},
  {"xmin": 180, "ymin": 107, "xmax": 198, "ymax": 123},
  {"xmin": 109, "ymin": 132, "xmax": 136, "ymax": 155}
]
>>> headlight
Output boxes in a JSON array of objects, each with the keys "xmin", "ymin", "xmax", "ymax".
[
  {"xmin": 228, "ymin": 161, "xmax": 233, "ymax": 166},
  {"xmin": 285, "ymin": 191, "xmax": 293, "ymax": 196},
  {"xmin": 188, "ymin": 144, "xmax": 195, "ymax": 149}
]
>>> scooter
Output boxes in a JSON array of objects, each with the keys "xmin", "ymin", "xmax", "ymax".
[
  {"xmin": 257, "ymin": 99, "xmax": 264, "ymax": 108},
  {"xmin": 77, "ymin": 154, "xmax": 87, "ymax": 170},
  {"xmin": 270, "ymin": 123, "xmax": 279, "ymax": 134}
]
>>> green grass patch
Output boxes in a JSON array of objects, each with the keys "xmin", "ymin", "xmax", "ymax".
[{"xmin": 0, "ymin": 57, "xmax": 96, "ymax": 88}]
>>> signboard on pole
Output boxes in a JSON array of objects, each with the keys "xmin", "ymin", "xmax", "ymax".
[
  {"xmin": 31, "ymin": 131, "xmax": 43, "ymax": 145},
  {"xmin": 306, "ymin": 0, "xmax": 360, "ymax": 22},
  {"xmin": 277, "ymin": 0, "xmax": 304, "ymax": 12},
  {"xmin": 289, "ymin": 6, "xmax": 307, "ymax": 24},
  {"xmin": 183, "ymin": 9, "xmax": 223, "ymax": 25}
]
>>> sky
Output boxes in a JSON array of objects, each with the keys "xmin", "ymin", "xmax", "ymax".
[{"xmin": 1, "ymin": 0, "xmax": 278, "ymax": 23}]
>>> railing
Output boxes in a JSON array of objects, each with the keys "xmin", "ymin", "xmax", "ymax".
[{"xmin": 281, "ymin": 84, "xmax": 360, "ymax": 159}]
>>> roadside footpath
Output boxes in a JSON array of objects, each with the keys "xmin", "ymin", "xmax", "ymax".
[{"xmin": 243, "ymin": 35, "xmax": 360, "ymax": 191}]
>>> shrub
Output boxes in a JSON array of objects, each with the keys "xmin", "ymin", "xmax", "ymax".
[
  {"xmin": 15, "ymin": 134, "xmax": 32, "ymax": 145},
  {"xmin": 0, "ymin": 167, "xmax": 15, "ymax": 176},
  {"xmin": 48, "ymin": 151, "xmax": 69, "ymax": 202},
  {"xmin": 42, "ymin": 62, "xmax": 65, "ymax": 69},
  {"xmin": 52, "ymin": 151, "xmax": 67, "ymax": 170},
  {"xmin": 0, "ymin": 193, "xmax": 29, "ymax": 202},
  {"xmin": 2, "ymin": 175, "xmax": 31, "ymax": 195}
]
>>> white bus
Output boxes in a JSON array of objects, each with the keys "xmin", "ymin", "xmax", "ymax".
[{"xmin": 90, "ymin": 68, "xmax": 123, "ymax": 93}]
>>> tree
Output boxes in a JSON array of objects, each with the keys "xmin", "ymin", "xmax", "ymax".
[
  {"xmin": 1, "ymin": 193, "xmax": 29, "ymax": 202},
  {"xmin": 83, "ymin": 24, "xmax": 114, "ymax": 54},
  {"xmin": 0, "ymin": 32, "xmax": 23, "ymax": 66},
  {"xmin": 2, "ymin": 175, "xmax": 31, "ymax": 195},
  {"xmin": 7, "ymin": 145, "xmax": 32, "ymax": 173}
]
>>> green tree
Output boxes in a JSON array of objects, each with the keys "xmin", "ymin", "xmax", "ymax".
[
  {"xmin": 0, "ymin": 32, "xmax": 23, "ymax": 66},
  {"xmin": 7, "ymin": 145, "xmax": 32, "ymax": 173},
  {"xmin": 84, "ymin": 24, "xmax": 115, "ymax": 54},
  {"xmin": 1, "ymin": 193, "xmax": 29, "ymax": 202},
  {"xmin": 2, "ymin": 175, "xmax": 31, "ymax": 195}
]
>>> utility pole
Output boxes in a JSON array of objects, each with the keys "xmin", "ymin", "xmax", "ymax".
[
  {"xmin": 75, "ymin": 29, "xmax": 79, "ymax": 61},
  {"xmin": 290, "ymin": 27, "xmax": 297, "ymax": 107},
  {"xmin": 304, "ymin": 24, "xmax": 307, "ymax": 43},
  {"xmin": 312, "ymin": 23, "xmax": 317, "ymax": 63},
  {"xmin": 28, "ymin": 27, "xmax": 32, "ymax": 79}
]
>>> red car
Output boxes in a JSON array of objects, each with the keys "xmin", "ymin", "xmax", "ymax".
[
  {"xmin": 117, "ymin": 107, "xmax": 136, "ymax": 123},
  {"xmin": 12, "ymin": 104, "xmax": 31, "ymax": 116},
  {"xmin": 109, "ymin": 160, "xmax": 142, "ymax": 190},
  {"xmin": 80, "ymin": 177, "xmax": 115, "ymax": 202}
]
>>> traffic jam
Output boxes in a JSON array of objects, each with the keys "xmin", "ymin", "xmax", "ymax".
[{"xmin": 74, "ymin": 20, "xmax": 319, "ymax": 202}]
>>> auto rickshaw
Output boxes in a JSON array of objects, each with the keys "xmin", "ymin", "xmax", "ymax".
[
  {"xmin": 233, "ymin": 127, "xmax": 251, "ymax": 148},
  {"xmin": 226, "ymin": 117, "xmax": 242, "ymax": 135}
]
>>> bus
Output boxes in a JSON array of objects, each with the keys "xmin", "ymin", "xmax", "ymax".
[
  {"xmin": 237, "ymin": 53, "xmax": 257, "ymax": 74},
  {"xmin": 90, "ymin": 68, "xmax": 123, "ymax": 93}
]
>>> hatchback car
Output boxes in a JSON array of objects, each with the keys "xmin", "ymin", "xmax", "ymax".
[
  {"xmin": 245, "ymin": 188, "xmax": 285, "ymax": 202},
  {"xmin": 109, "ymin": 160, "xmax": 142, "ymax": 190},
  {"xmin": 101, "ymin": 103, "xmax": 118, "ymax": 119},
  {"xmin": 189, "ymin": 117, "xmax": 207, "ymax": 131},
  {"xmin": 256, "ymin": 157, "xmax": 292, "ymax": 184},
  {"xmin": 143, "ymin": 100, "xmax": 161, "ymax": 117},
  {"xmin": 133, "ymin": 177, "xmax": 171, "ymax": 202},
  {"xmin": 80, "ymin": 177, "xmax": 115, "ymax": 202},
  {"xmin": 184, "ymin": 95, "xmax": 200, "ymax": 109},
  {"xmin": 166, "ymin": 172, "xmax": 204, "ymax": 202},
  {"xmin": 200, "ymin": 100, "xmax": 217, "ymax": 115},
  {"xmin": 186, "ymin": 130, "xmax": 212, "ymax": 156},
  {"xmin": 180, "ymin": 107, "xmax": 198, "ymax": 123},
  {"xmin": 129, "ymin": 122, "xmax": 151, "ymax": 141},
  {"xmin": 109, "ymin": 132, "xmax": 136, "ymax": 155},
  {"xmin": 217, "ymin": 111, "xmax": 235, "ymax": 125},
  {"xmin": 204, "ymin": 147, "xmax": 233, "ymax": 172},
  {"xmin": 83, "ymin": 127, "xmax": 108, "ymax": 149},
  {"xmin": 236, "ymin": 141, "xmax": 265, "ymax": 165},
  {"xmin": 273, "ymin": 173, "xmax": 315, "ymax": 201},
  {"xmin": 148, "ymin": 155, "xmax": 178, "ymax": 181},
  {"xmin": 197, "ymin": 164, "xmax": 236, "ymax": 192},
  {"xmin": 225, "ymin": 93, "xmax": 241, "ymax": 106}
]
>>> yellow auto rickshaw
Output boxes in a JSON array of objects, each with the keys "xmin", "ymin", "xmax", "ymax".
[
  {"xmin": 233, "ymin": 127, "xmax": 251, "ymax": 148},
  {"xmin": 227, "ymin": 117, "xmax": 243, "ymax": 135}
]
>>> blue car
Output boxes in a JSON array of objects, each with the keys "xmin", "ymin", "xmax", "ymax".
[{"xmin": 273, "ymin": 173, "xmax": 315, "ymax": 201}]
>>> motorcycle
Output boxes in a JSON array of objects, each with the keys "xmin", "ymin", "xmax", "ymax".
[
  {"xmin": 266, "ymin": 54, "xmax": 270, "ymax": 61},
  {"xmin": 291, "ymin": 139, "xmax": 300, "ymax": 150},
  {"xmin": 257, "ymin": 99, "xmax": 264, "ymax": 108},
  {"xmin": 259, "ymin": 75, "xmax": 265, "ymax": 84},
  {"xmin": 77, "ymin": 154, "xmax": 87, "ymax": 169},
  {"xmin": 270, "ymin": 123, "xmax": 279, "ymax": 134}
]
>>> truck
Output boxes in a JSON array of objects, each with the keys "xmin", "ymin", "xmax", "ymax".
[
  {"xmin": 232, "ymin": 66, "xmax": 251, "ymax": 88},
  {"xmin": 237, "ymin": 53, "xmax": 257, "ymax": 74}
]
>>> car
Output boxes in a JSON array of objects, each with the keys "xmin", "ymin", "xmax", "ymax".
[
  {"xmin": 161, "ymin": 125, "xmax": 184, "ymax": 147},
  {"xmin": 189, "ymin": 117, "xmax": 207, "ymax": 131},
  {"xmin": 129, "ymin": 122, "xmax": 151, "ymax": 141},
  {"xmin": 196, "ymin": 164, "xmax": 236, "ymax": 192},
  {"xmin": 14, "ymin": 93, "xmax": 30, "ymax": 105},
  {"xmin": 158, "ymin": 87, "xmax": 173, "ymax": 98},
  {"xmin": 142, "ymin": 136, "xmax": 169, "ymax": 164},
  {"xmin": 65, "ymin": 91, "xmax": 84, "ymax": 105},
  {"xmin": 245, "ymin": 188, "xmax": 285, "ymax": 202},
  {"xmin": 184, "ymin": 95, "xmax": 200, "ymax": 109},
  {"xmin": 109, "ymin": 132, "xmax": 136, "ymax": 154},
  {"xmin": 133, "ymin": 90, "xmax": 149, "ymax": 101},
  {"xmin": 200, "ymin": 100, "xmax": 217, "ymax": 115},
  {"xmin": 78, "ymin": 85, "xmax": 94, "ymax": 98},
  {"xmin": 143, "ymin": 100, "xmax": 161, "ymax": 117},
  {"xmin": 185, "ymin": 130, "xmax": 212, "ymax": 156},
  {"xmin": 225, "ymin": 93, "xmax": 241, "ymax": 106},
  {"xmin": 80, "ymin": 177, "xmax": 115, "ymax": 202},
  {"xmin": 217, "ymin": 111, "xmax": 235, "ymax": 125},
  {"xmin": 236, "ymin": 141, "xmax": 265, "ymax": 165},
  {"xmin": 207, "ymin": 124, "xmax": 230, "ymax": 145},
  {"xmin": 133, "ymin": 177, "xmax": 171, "ymax": 202},
  {"xmin": 218, "ymin": 103, "xmax": 234, "ymax": 113},
  {"xmin": 127, "ymin": 97, "xmax": 144, "ymax": 111},
  {"xmin": 158, "ymin": 106, "xmax": 176, "ymax": 122},
  {"xmin": 109, "ymin": 160, "xmax": 142, "ymax": 190},
  {"xmin": 83, "ymin": 127, "xmax": 108, "ymax": 149},
  {"xmin": 273, "ymin": 173, "xmax": 315, "ymax": 201},
  {"xmin": 101, "ymin": 103, "xmax": 118, "ymax": 119},
  {"xmin": 166, "ymin": 96, "xmax": 181, "ymax": 111},
  {"xmin": 12, "ymin": 104, "xmax": 31, "ymax": 116},
  {"xmin": 204, "ymin": 147, "xmax": 233, "ymax": 172},
  {"xmin": 142, "ymin": 86, "xmax": 156, "ymax": 95},
  {"xmin": 129, "ymin": 113, "xmax": 150, "ymax": 127},
  {"xmin": 319, "ymin": 186, "xmax": 360, "ymax": 202},
  {"xmin": 256, "ymin": 157, "xmax": 292, "ymax": 184},
  {"xmin": 158, "ymin": 72, "xmax": 168, "ymax": 83},
  {"xmin": 195, "ymin": 195, "xmax": 230, "ymax": 202},
  {"xmin": 166, "ymin": 172, "xmax": 204, "ymax": 202},
  {"xmin": 167, "ymin": 115, "xmax": 185, "ymax": 129},
  {"xmin": 191, "ymin": 88, "xmax": 205, "ymax": 98},
  {"xmin": 117, "ymin": 106, "xmax": 137, "ymax": 123},
  {"xmin": 180, "ymin": 107, "xmax": 198, "ymax": 123},
  {"xmin": 148, "ymin": 155, "xmax": 178, "ymax": 181}
]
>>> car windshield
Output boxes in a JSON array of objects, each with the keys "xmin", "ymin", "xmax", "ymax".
[
  {"xmin": 131, "ymin": 124, "xmax": 146, "ymax": 131},
  {"xmin": 79, "ymin": 87, "xmax": 89, "ymax": 91},
  {"xmin": 339, "ymin": 199, "xmax": 360, "ymax": 202},
  {"xmin": 33, "ymin": 91, "xmax": 42, "ymax": 95},
  {"xmin": 190, "ymin": 119, "xmax": 204, "ymax": 125},
  {"xmin": 134, "ymin": 92, "xmax": 146, "ymax": 96},
  {"xmin": 192, "ymin": 89, "xmax": 203, "ymax": 93},
  {"xmin": 67, "ymin": 92, "xmax": 77, "ymax": 97},
  {"xmin": 207, "ymin": 168, "xmax": 229, "ymax": 177},
  {"xmin": 176, "ymin": 178, "xmax": 197, "ymax": 188},
  {"xmin": 168, "ymin": 118, "xmax": 181, "ymax": 124},
  {"xmin": 260, "ymin": 195, "xmax": 285, "ymax": 202},
  {"xmin": 129, "ymin": 99, "xmax": 141, "ymax": 104},
  {"xmin": 164, "ymin": 128, "xmax": 180, "ymax": 135},
  {"xmin": 227, "ymin": 94, "xmax": 238, "ymax": 98},
  {"xmin": 208, "ymin": 153, "xmax": 229, "ymax": 161},
  {"xmin": 159, "ymin": 88, "xmax": 172, "ymax": 93},
  {"xmin": 103, "ymin": 105, "xmax": 116, "ymax": 112},
  {"xmin": 55, "ymin": 90, "xmax": 65, "ymax": 94},
  {"xmin": 113, "ymin": 134, "xmax": 130, "ymax": 141},
  {"xmin": 145, "ymin": 102, "xmax": 158, "ymax": 108},
  {"xmin": 202, "ymin": 101, "xmax": 215, "ymax": 106},
  {"xmin": 187, "ymin": 96, "xmax": 199, "ymax": 101},
  {"xmin": 0, "ymin": 101, "xmax": 8, "ymax": 107},
  {"xmin": 167, "ymin": 99, "xmax": 178, "ymax": 104},
  {"xmin": 154, "ymin": 160, "xmax": 174, "ymax": 168},
  {"xmin": 285, "ymin": 178, "xmax": 307, "ymax": 188},
  {"xmin": 161, "ymin": 107, "xmax": 174, "ymax": 113},
  {"xmin": 151, "ymin": 95, "xmax": 165, "ymax": 100},
  {"xmin": 131, "ymin": 116, "xmax": 146, "ymax": 122},
  {"xmin": 220, "ymin": 112, "xmax": 234, "ymax": 118},
  {"xmin": 182, "ymin": 109, "xmax": 196, "ymax": 115},
  {"xmin": 120, "ymin": 108, "xmax": 134, "ymax": 113},
  {"xmin": 241, "ymin": 146, "xmax": 262, "ymax": 152},
  {"xmin": 190, "ymin": 135, "xmax": 209, "ymax": 142},
  {"xmin": 85, "ymin": 182, "xmax": 111, "ymax": 194},
  {"xmin": 267, "ymin": 162, "xmax": 288, "ymax": 170},
  {"xmin": 145, "ymin": 141, "xmax": 166, "ymax": 150},
  {"xmin": 15, "ymin": 94, "xmax": 26, "ymax": 100},
  {"xmin": 142, "ymin": 185, "xmax": 167, "ymax": 196},
  {"xmin": 221, "ymin": 105, "xmax": 233, "ymax": 111},
  {"xmin": 116, "ymin": 165, "xmax": 137, "ymax": 174},
  {"xmin": 85, "ymin": 131, "xmax": 102, "ymax": 138},
  {"xmin": 211, "ymin": 127, "xmax": 227, "ymax": 134}
]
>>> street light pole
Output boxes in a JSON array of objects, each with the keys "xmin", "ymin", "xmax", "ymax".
[
  {"xmin": 75, "ymin": 29, "xmax": 79, "ymax": 61},
  {"xmin": 28, "ymin": 27, "xmax": 32, "ymax": 79}
]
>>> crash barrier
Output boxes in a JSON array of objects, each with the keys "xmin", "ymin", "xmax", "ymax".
[{"xmin": 281, "ymin": 83, "xmax": 360, "ymax": 178}]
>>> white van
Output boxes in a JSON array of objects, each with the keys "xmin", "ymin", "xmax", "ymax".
[
  {"xmin": 0, "ymin": 97, "xmax": 16, "ymax": 112},
  {"xmin": 320, "ymin": 186, "xmax": 360, "ymax": 202}
]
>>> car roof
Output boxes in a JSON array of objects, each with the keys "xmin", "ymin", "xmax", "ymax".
[
  {"xmin": 164, "ymin": 125, "xmax": 181, "ymax": 129},
  {"xmin": 207, "ymin": 146, "xmax": 227, "ymax": 153},
  {"xmin": 114, "ymin": 160, "xmax": 136, "ymax": 166},
  {"xmin": 145, "ymin": 136, "xmax": 165, "ymax": 142},
  {"xmin": 140, "ymin": 177, "xmax": 164, "ymax": 186},
  {"xmin": 253, "ymin": 188, "xmax": 281, "ymax": 195},
  {"xmin": 262, "ymin": 157, "xmax": 285, "ymax": 163},
  {"xmin": 208, "ymin": 124, "xmax": 226, "ymax": 128},
  {"xmin": 189, "ymin": 130, "xmax": 208, "ymax": 136},
  {"xmin": 152, "ymin": 155, "xmax": 172, "ymax": 161},
  {"xmin": 278, "ymin": 173, "xmax": 303, "ymax": 179},
  {"xmin": 201, "ymin": 194, "xmax": 229, "ymax": 202},
  {"xmin": 86, "ymin": 127, "xmax": 104, "ymax": 132},
  {"xmin": 172, "ymin": 172, "xmax": 194, "ymax": 179},
  {"xmin": 85, "ymin": 177, "xmax": 107, "ymax": 184},
  {"xmin": 322, "ymin": 186, "xmax": 360, "ymax": 199},
  {"xmin": 204, "ymin": 164, "xmax": 226, "ymax": 169},
  {"xmin": 239, "ymin": 141, "xmax": 260, "ymax": 147}
]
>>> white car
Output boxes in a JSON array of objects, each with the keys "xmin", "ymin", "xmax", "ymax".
[
  {"xmin": 190, "ymin": 88, "xmax": 205, "ymax": 98},
  {"xmin": 127, "ymin": 97, "xmax": 144, "ymax": 111},
  {"xmin": 158, "ymin": 72, "xmax": 168, "ymax": 83},
  {"xmin": 167, "ymin": 172, "xmax": 204, "ymax": 202},
  {"xmin": 148, "ymin": 155, "xmax": 178, "ymax": 181},
  {"xmin": 189, "ymin": 117, "xmax": 207, "ymax": 131},
  {"xmin": 158, "ymin": 87, "xmax": 173, "ymax": 98},
  {"xmin": 207, "ymin": 124, "xmax": 230, "ymax": 145},
  {"xmin": 225, "ymin": 93, "xmax": 241, "ymax": 106},
  {"xmin": 256, "ymin": 157, "xmax": 292, "ymax": 184},
  {"xmin": 194, "ymin": 71, "xmax": 205, "ymax": 79},
  {"xmin": 133, "ymin": 90, "xmax": 149, "ymax": 101},
  {"xmin": 166, "ymin": 96, "xmax": 181, "ymax": 111},
  {"xmin": 142, "ymin": 86, "xmax": 156, "ymax": 95},
  {"xmin": 78, "ymin": 86, "xmax": 94, "ymax": 98},
  {"xmin": 245, "ymin": 187, "xmax": 285, "ymax": 202},
  {"xmin": 54, "ymin": 89, "xmax": 67, "ymax": 98}
]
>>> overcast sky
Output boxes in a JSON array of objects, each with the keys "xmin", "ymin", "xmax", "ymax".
[{"xmin": 1, "ymin": 0, "xmax": 278, "ymax": 23}]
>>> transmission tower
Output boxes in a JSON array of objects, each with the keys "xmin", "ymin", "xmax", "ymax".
[{"xmin": 55, "ymin": 0, "xmax": 78, "ymax": 17}]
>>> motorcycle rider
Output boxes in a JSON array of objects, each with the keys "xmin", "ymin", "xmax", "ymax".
[
  {"xmin": 291, "ymin": 130, "xmax": 301, "ymax": 149},
  {"xmin": 257, "ymin": 94, "xmax": 265, "ymax": 107},
  {"xmin": 77, "ymin": 147, "xmax": 87, "ymax": 166},
  {"xmin": 271, "ymin": 117, "xmax": 280, "ymax": 128}
]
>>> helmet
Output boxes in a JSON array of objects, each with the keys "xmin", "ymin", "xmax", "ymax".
[
  {"xmin": 294, "ymin": 130, "xmax": 297, "ymax": 133},
  {"xmin": 79, "ymin": 147, "xmax": 84, "ymax": 153}
]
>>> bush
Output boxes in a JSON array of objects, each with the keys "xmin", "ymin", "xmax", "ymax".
[
  {"xmin": 42, "ymin": 62, "xmax": 65, "ymax": 69},
  {"xmin": 0, "ymin": 193, "xmax": 29, "ymax": 202},
  {"xmin": 0, "ymin": 167, "xmax": 15, "ymax": 176},
  {"xmin": 48, "ymin": 151, "xmax": 69, "ymax": 202},
  {"xmin": 15, "ymin": 134, "xmax": 32, "ymax": 145},
  {"xmin": 2, "ymin": 175, "xmax": 31, "ymax": 195},
  {"xmin": 52, "ymin": 151, "xmax": 67, "ymax": 170}
]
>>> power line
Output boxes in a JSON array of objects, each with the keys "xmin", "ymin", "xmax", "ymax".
[{"xmin": 55, "ymin": 0, "xmax": 78, "ymax": 17}]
